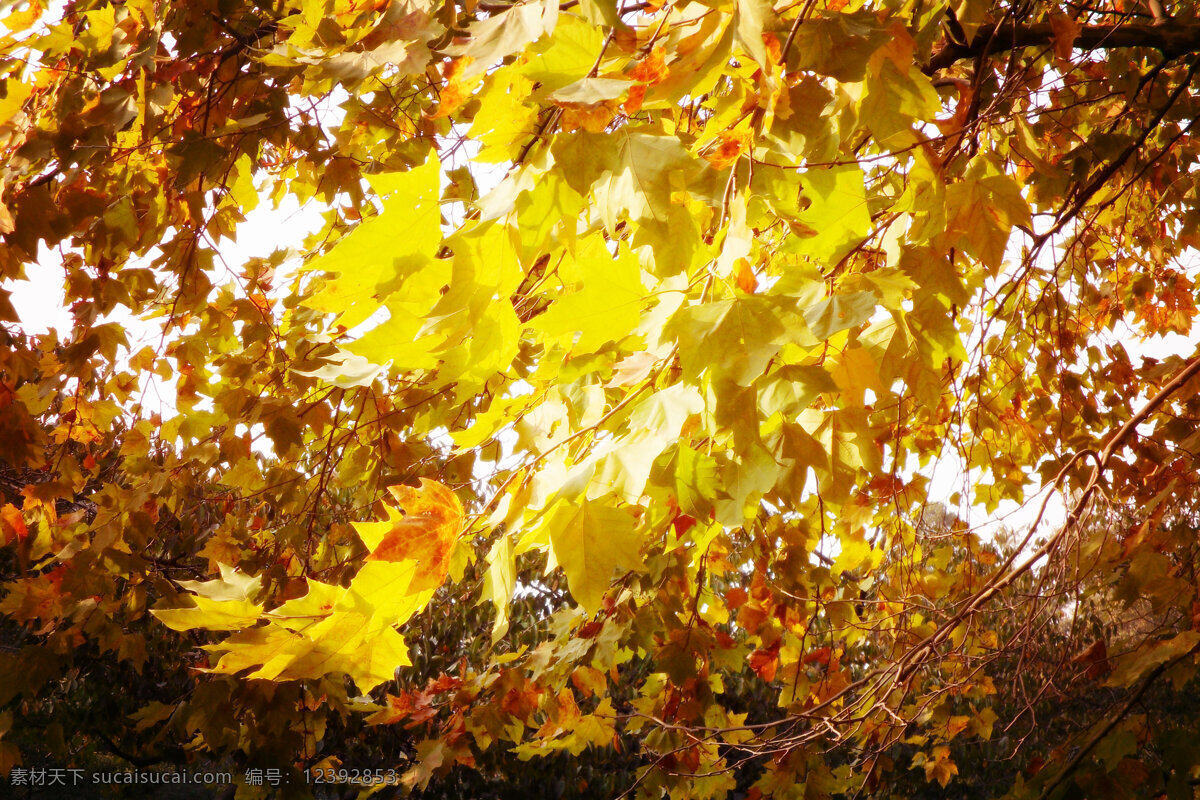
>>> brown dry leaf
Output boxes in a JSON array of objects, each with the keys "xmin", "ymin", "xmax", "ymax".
[
  {"xmin": 1049, "ymin": 13, "xmax": 1081, "ymax": 61},
  {"xmin": 1071, "ymin": 638, "xmax": 1111, "ymax": 679},
  {"xmin": 366, "ymin": 479, "xmax": 465, "ymax": 593}
]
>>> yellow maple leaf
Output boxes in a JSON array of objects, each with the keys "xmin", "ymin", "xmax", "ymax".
[{"xmin": 924, "ymin": 746, "xmax": 958, "ymax": 787}]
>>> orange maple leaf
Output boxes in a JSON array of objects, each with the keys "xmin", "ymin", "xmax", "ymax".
[
  {"xmin": 704, "ymin": 130, "xmax": 751, "ymax": 170},
  {"xmin": 0, "ymin": 503, "xmax": 27, "ymax": 544},
  {"xmin": 628, "ymin": 47, "xmax": 669, "ymax": 85},
  {"xmin": 366, "ymin": 479, "xmax": 465, "ymax": 593},
  {"xmin": 623, "ymin": 84, "xmax": 646, "ymax": 114},
  {"xmin": 560, "ymin": 101, "xmax": 619, "ymax": 133},
  {"xmin": 748, "ymin": 642, "xmax": 780, "ymax": 682},
  {"xmin": 734, "ymin": 258, "xmax": 758, "ymax": 293},
  {"xmin": 432, "ymin": 59, "xmax": 478, "ymax": 119}
]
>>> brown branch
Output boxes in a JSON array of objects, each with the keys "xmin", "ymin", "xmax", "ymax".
[
  {"xmin": 764, "ymin": 350, "xmax": 1200, "ymax": 737},
  {"xmin": 924, "ymin": 21, "xmax": 1200, "ymax": 73}
]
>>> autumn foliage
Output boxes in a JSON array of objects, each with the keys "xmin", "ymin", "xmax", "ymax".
[{"xmin": 4, "ymin": 0, "xmax": 1200, "ymax": 796}]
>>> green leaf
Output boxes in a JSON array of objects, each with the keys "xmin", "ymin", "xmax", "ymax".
[
  {"xmin": 1094, "ymin": 729, "xmax": 1138, "ymax": 772},
  {"xmin": 784, "ymin": 11, "xmax": 888, "ymax": 82},
  {"xmin": 549, "ymin": 77, "xmax": 631, "ymax": 104},
  {"xmin": 523, "ymin": 14, "xmax": 606, "ymax": 93},
  {"xmin": 803, "ymin": 291, "xmax": 877, "ymax": 340},
  {"xmin": 786, "ymin": 166, "xmax": 874, "ymax": 265},
  {"xmin": 672, "ymin": 444, "xmax": 719, "ymax": 516},
  {"xmin": 672, "ymin": 297, "xmax": 790, "ymax": 384}
]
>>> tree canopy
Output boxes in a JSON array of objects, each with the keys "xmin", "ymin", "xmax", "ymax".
[{"xmin": 3, "ymin": 0, "xmax": 1200, "ymax": 796}]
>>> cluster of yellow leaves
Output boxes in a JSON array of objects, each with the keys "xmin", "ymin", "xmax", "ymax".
[
  {"xmin": 152, "ymin": 481, "xmax": 462, "ymax": 692},
  {"xmin": 7, "ymin": 0, "xmax": 1200, "ymax": 794}
]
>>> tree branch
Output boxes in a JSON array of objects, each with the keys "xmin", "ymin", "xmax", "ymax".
[
  {"xmin": 1034, "ymin": 643, "xmax": 1197, "ymax": 800},
  {"xmin": 925, "ymin": 21, "xmax": 1200, "ymax": 73}
]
